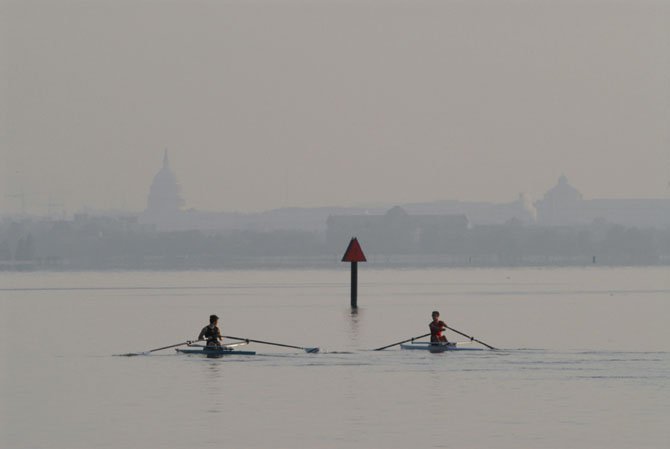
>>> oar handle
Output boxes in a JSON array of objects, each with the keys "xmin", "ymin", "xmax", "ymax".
[{"xmin": 445, "ymin": 326, "xmax": 496, "ymax": 350}]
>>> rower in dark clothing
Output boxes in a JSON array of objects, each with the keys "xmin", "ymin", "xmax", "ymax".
[
  {"xmin": 198, "ymin": 314, "xmax": 223, "ymax": 347},
  {"xmin": 429, "ymin": 310, "xmax": 449, "ymax": 343}
]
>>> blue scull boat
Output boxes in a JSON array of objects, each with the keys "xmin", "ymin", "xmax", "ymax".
[{"xmin": 176, "ymin": 342, "xmax": 256, "ymax": 357}]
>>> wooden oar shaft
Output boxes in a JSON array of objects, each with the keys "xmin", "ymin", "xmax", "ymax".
[
  {"xmin": 445, "ymin": 326, "xmax": 496, "ymax": 350},
  {"xmin": 222, "ymin": 335, "xmax": 307, "ymax": 351},
  {"xmin": 374, "ymin": 332, "xmax": 431, "ymax": 351}
]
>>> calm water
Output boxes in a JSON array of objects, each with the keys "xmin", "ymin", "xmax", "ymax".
[{"xmin": 1, "ymin": 267, "xmax": 669, "ymax": 449}]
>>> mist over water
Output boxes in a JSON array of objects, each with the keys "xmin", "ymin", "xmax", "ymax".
[
  {"xmin": 3, "ymin": 1, "xmax": 670, "ymax": 214},
  {"xmin": 2, "ymin": 267, "xmax": 669, "ymax": 448}
]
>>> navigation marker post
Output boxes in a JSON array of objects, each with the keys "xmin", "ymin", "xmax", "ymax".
[{"xmin": 341, "ymin": 237, "xmax": 367, "ymax": 309}]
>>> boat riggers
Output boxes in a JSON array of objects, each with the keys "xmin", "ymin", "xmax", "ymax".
[{"xmin": 222, "ymin": 335, "xmax": 320, "ymax": 354}]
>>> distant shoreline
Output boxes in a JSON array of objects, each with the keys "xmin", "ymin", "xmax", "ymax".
[{"xmin": 2, "ymin": 256, "xmax": 668, "ymax": 272}]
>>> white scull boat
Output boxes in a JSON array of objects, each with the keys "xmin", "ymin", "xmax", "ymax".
[{"xmin": 400, "ymin": 341, "xmax": 483, "ymax": 352}]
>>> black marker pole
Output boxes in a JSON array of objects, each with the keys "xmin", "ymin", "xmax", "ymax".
[{"xmin": 341, "ymin": 237, "xmax": 366, "ymax": 310}]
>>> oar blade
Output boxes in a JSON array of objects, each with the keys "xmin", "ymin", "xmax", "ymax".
[
  {"xmin": 116, "ymin": 351, "xmax": 150, "ymax": 357},
  {"xmin": 304, "ymin": 347, "xmax": 320, "ymax": 354}
]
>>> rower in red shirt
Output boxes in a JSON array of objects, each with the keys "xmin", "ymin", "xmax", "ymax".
[{"xmin": 429, "ymin": 310, "xmax": 449, "ymax": 343}]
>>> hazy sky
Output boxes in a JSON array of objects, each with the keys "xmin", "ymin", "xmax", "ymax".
[{"xmin": 2, "ymin": 0, "xmax": 669, "ymax": 214}]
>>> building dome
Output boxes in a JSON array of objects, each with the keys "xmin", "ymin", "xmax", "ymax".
[
  {"xmin": 542, "ymin": 175, "xmax": 583, "ymax": 203},
  {"xmin": 145, "ymin": 150, "xmax": 184, "ymax": 215},
  {"xmin": 534, "ymin": 175, "xmax": 584, "ymax": 225},
  {"xmin": 385, "ymin": 206, "xmax": 410, "ymax": 219}
]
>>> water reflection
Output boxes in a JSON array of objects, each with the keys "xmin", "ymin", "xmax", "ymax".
[{"xmin": 347, "ymin": 307, "xmax": 361, "ymax": 349}]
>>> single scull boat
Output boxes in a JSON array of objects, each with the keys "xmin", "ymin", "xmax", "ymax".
[
  {"xmin": 400, "ymin": 341, "xmax": 483, "ymax": 352},
  {"xmin": 176, "ymin": 342, "xmax": 256, "ymax": 357}
]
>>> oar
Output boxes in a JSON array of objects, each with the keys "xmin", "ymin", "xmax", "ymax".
[
  {"xmin": 222, "ymin": 335, "xmax": 319, "ymax": 353},
  {"xmin": 374, "ymin": 332, "xmax": 431, "ymax": 351},
  {"xmin": 118, "ymin": 340, "xmax": 194, "ymax": 357},
  {"xmin": 445, "ymin": 326, "xmax": 497, "ymax": 350}
]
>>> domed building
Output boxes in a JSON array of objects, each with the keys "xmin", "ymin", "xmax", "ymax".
[
  {"xmin": 534, "ymin": 175, "xmax": 584, "ymax": 226},
  {"xmin": 140, "ymin": 150, "xmax": 185, "ymax": 230}
]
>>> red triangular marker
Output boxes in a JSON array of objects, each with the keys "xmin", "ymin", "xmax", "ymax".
[{"xmin": 342, "ymin": 238, "xmax": 367, "ymax": 262}]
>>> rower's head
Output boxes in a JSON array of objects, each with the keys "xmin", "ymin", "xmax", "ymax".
[
  {"xmin": 432, "ymin": 311, "xmax": 440, "ymax": 320},
  {"xmin": 209, "ymin": 314, "xmax": 219, "ymax": 325}
]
